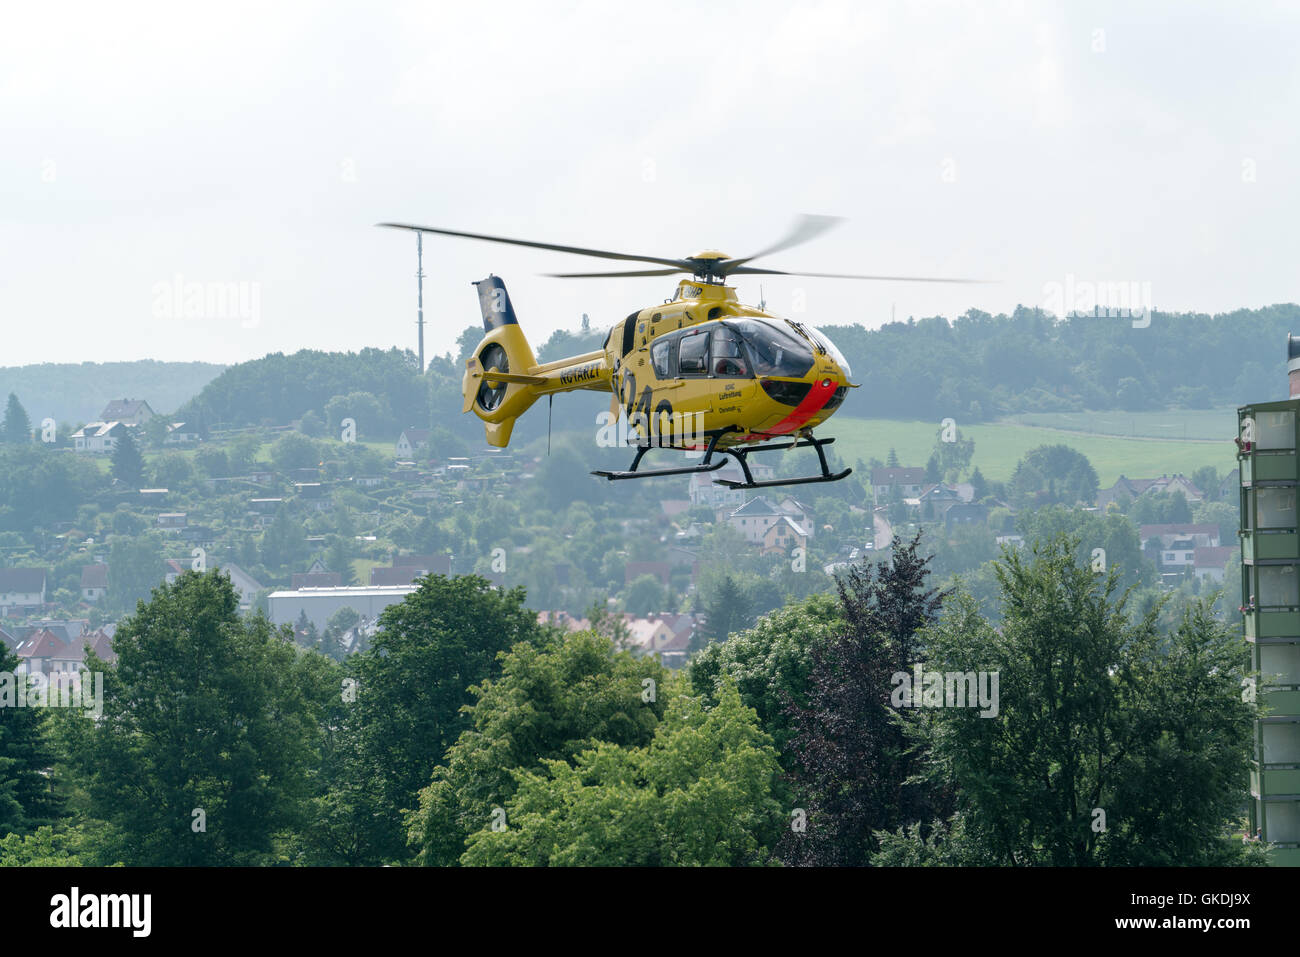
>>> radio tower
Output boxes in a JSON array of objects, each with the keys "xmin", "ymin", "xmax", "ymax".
[{"xmin": 416, "ymin": 233, "xmax": 426, "ymax": 373}]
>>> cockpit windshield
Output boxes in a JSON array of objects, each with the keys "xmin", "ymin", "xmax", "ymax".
[{"xmin": 728, "ymin": 319, "xmax": 815, "ymax": 378}]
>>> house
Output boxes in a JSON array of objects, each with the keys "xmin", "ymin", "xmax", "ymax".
[
  {"xmin": 396, "ymin": 428, "xmax": 431, "ymax": 459},
  {"xmin": 0, "ymin": 626, "xmax": 17, "ymax": 652},
  {"xmin": 164, "ymin": 421, "xmax": 203, "ymax": 444},
  {"xmin": 945, "ymin": 502, "xmax": 990, "ymax": 532},
  {"xmin": 762, "ymin": 516, "xmax": 808, "ymax": 556},
  {"xmin": 163, "ymin": 558, "xmax": 189, "ymax": 584},
  {"xmin": 354, "ymin": 475, "xmax": 385, "ymax": 489},
  {"xmin": 917, "ymin": 483, "xmax": 963, "ymax": 520},
  {"xmin": 537, "ymin": 610, "xmax": 591, "ymax": 632},
  {"xmin": 215, "ymin": 564, "xmax": 263, "ymax": 611},
  {"xmin": 871, "ymin": 467, "xmax": 926, "ymax": 506},
  {"xmin": 71, "ymin": 421, "xmax": 127, "ymax": 453},
  {"xmin": 1218, "ymin": 469, "xmax": 1240, "ymax": 502},
  {"xmin": 1139, "ymin": 524, "xmax": 1221, "ymax": 550},
  {"xmin": 0, "ymin": 567, "xmax": 48, "ymax": 614},
  {"xmin": 99, "ymin": 398, "xmax": 155, "ymax": 426},
  {"xmin": 1160, "ymin": 538, "xmax": 1197, "ymax": 570},
  {"xmin": 687, "ymin": 460, "xmax": 773, "ymax": 508},
  {"xmin": 727, "ymin": 496, "xmax": 815, "ymax": 545},
  {"xmin": 157, "ymin": 512, "xmax": 188, "ymax": 530},
  {"xmin": 13, "ymin": 629, "xmax": 77, "ymax": 676},
  {"xmin": 80, "ymin": 564, "xmax": 108, "ymax": 602},
  {"xmin": 1097, "ymin": 473, "xmax": 1204, "ymax": 509},
  {"xmin": 1194, "ymin": 546, "xmax": 1235, "ymax": 582}
]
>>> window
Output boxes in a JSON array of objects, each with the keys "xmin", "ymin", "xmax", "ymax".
[
  {"xmin": 710, "ymin": 326, "xmax": 749, "ymax": 377},
  {"xmin": 1259, "ymin": 487, "xmax": 1297, "ymax": 528},
  {"xmin": 678, "ymin": 329, "xmax": 709, "ymax": 375},
  {"xmin": 729, "ymin": 319, "xmax": 814, "ymax": 378},
  {"xmin": 650, "ymin": 337, "xmax": 675, "ymax": 378},
  {"xmin": 1258, "ymin": 565, "xmax": 1299, "ymax": 607}
]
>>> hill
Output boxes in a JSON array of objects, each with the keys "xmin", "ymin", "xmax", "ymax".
[{"xmin": 0, "ymin": 360, "xmax": 225, "ymax": 426}]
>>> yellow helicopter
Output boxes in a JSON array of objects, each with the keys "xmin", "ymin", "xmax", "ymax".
[{"xmin": 378, "ymin": 217, "xmax": 981, "ymax": 490}]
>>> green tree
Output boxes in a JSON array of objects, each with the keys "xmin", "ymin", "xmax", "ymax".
[
  {"xmin": 107, "ymin": 532, "xmax": 163, "ymax": 612},
  {"xmin": 0, "ymin": 644, "xmax": 62, "ymax": 836},
  {"xmin": 460, "ymin": 680, "xmax": 781, "ymax": 866},
  {"xmin": 57, "ymin": 570, "xmax": 333, "ymax": 865},
  {"xmin": 778, "ymin": 534, "xmax": 948, "ymax": 866},
  {"xmin": 271, "ymin": 432, "xmax": 322, "ymax": 472},
  {"xmin": 0, "ymin": 393, "xmax": 31, "ymax": 444},
  {"xmin": 912, "ymin": 535, "xmax": 1261, "ymax": 866},
  {"xmin": 410, "ymin": 630, "xmax": 669, "ymax": 866},
  {"xmin": 346, "ymin": 574, "xmax": 546, "ymax": 863},
  {"xmin": 110, "ymin": 430, "xmax": 145, "ymax": 487},
  {"xmin": 624, "ymin": 573, "xmax": 666, "ymax": 615},
  {"xmin": 689, "ymin": 591, "xmax": 843, "ymax": 764}
]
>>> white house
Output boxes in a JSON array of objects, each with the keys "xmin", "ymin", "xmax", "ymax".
[
  {"xmin": 0, "ymin": 568, "xmax": 47, "ymax": 614},
  {"xmin": 71, "ymin": 421, "xmax": 127, "ymax": 453},
  {"xmin": 80, "ymin": 564, "xmax": 108, "ymax": 602},
  {"xmin": 396, "ymin": 428, "xmax": 431, "ymax": 459}
]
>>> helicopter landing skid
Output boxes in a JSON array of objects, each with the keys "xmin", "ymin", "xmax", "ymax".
[
  {"xmin": 591, "ymin": 429, "xmax": 732, "ymax": 482},
  {"xmin": 713, "ymin": 435, "xmax": 852, "ymax": 490}
]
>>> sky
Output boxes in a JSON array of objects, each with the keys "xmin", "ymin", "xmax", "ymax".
[{"xmin": 2, "ymin": 0, "xmax": 1299, "ymax": 367}]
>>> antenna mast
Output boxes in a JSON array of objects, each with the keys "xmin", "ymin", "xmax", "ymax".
[{"xmin": 416, "ymin": 233, "xmax": 426, "ymax": 373}]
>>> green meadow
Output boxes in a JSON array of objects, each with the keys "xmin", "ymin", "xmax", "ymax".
[{"xmin": 832, "ymin": 413, "xmax": 1238, "ymax": 486}]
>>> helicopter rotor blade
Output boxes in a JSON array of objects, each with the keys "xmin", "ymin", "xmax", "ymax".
[
  {"xmin": 729, "ymin": 266, "xmax": 992, "ymax": 284},
  {"xmin": 719, "ymin": 214, "xmax": 844, "ymax": 273},
  {"xmin": 376, "ymin": 222, "xmax": 691, "ymax": 270},
  {"xmin": 542, "ymin": 267, "xmax": 686, "ymax": 279}
]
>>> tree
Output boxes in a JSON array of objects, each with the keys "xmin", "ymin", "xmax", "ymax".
[
  {"xmin": 969, "ymin": 466, "xmax": 988, "ymax": 502},
  {"xmin": 932, "ymin": 425, "xmax": 975, "ymax": 481},
  {"xmin": 0, "ymin": 643, "xmax": 61, "ymax": 837},
  {"xmin": 911, "ymin": 535, "xmax": 1261, "ymax": 866},
  {"xmin": 0, "ymin": 393, "xmax": 31, "ymax": 444},
  {"xmin": 624, "ymin": 573, "xmax": 666, "ymax": 615},
  {"xmin": 698, "ymin": 573, "xmax": 758, "ymax": 647},
  {"xmin": 57, "ymin": 570, "xmax": 333, "ymax": 865},
  {"xmin": 1008, "ymin": 445, "xmax": 1099, "ymax": 509},
  {"xmin": 345, "ymin": 575, "xmax": 546, "ymax": 863},
  {"xmin": 778, "ymin": 533, "xmax": 948, "ymax": 866},
  {"xmin": 459, "ymin": 680, "xmax": 782, "ymax": 866},
  {"xmin": 271, "ymin": 432, "xmax": 322, "ymax": 472},
  {"xmin": 107, "ymin": 533, "xmax": 163, "ymax": 612},
  {"xmin": 410, "ymin": 630, "xmax": 669, "ymax": 865},
  {"xmin": 110, "ymin": 430, "xmax": 145, "ymax": 487},
  {"xmin": 689, "ymin": 591, "xmax": 843, "ymax": 765}
]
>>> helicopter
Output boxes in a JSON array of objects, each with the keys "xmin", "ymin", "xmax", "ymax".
[{"xmin": 378, "ymin": 217, "xmax": 982, "ymax": 490}]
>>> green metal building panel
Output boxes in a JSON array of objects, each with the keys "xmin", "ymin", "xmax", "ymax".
[{"xmin": 1239, "ymin": 398, "xmax": 1300, "ymax": 863}]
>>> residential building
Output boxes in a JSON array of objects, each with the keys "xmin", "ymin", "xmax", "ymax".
[
  {"xmin": 0, "ymin": 567, "xmax": 48, "ymax": 614},
  {"xmin": 1193, "ymin": 546, "xmax": 1235, "ymax": 581},
  {"xmin": 80, "ymin": 564, "xmax": 108, "ymax": 602},
  {"xmin": 396, "ymin": 428, "xmax": 431, "ymax": 459},
  {"xmin": 99, "ymin": 398, "xmax": 155, "ymax": 425},
  {"xmin": 1139, "ymin": 523, "xmax": 1221, "ymax": 550},
  {"xmin": 871, "ymin": 467, "xmax": 926, "ymax": 506},
  {"xmin": 71, "ymin": 421, "xmax": 127, "ymax": 453},
  {"xmin": 1097, "ymin": 473, "xmax": 1205, "ymax": 509}
]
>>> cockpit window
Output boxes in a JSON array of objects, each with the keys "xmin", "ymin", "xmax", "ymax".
[
  {"xmin": 711, "ymin": 326, "xmax": 749, "ymax": 377},
  {"xmin": 650, "ymin": 337, "xmax": 674, "ymax": 378},
  {"xmin": 729, "ymin": 319, "xmax": 815, "ymax": 378}
]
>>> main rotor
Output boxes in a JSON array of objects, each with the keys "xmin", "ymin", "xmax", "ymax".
[{"xmin": 377, "ymin": 215, "xmax": 988, "ymax": 286}]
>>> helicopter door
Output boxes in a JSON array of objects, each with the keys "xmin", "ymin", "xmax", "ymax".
[{"xmin": 677, "ymin": 328, "xmax": 709, "ymax": 375}]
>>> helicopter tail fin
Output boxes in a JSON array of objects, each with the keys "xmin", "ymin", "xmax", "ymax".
[{"xmin": 462, "ymin": 276, "xmax": 542, "ymax": 448}]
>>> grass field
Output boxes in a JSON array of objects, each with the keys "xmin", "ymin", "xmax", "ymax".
[
  {"xmin": 832, "ymin": 416, "xmax": 1237, "ymax": 486},
  {"xmin": 999, "ymin": 409, "xmax": 1238, "ymax": 441}
]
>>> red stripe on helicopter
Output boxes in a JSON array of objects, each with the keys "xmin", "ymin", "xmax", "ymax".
[{"xmin": 743, "ymin": 378, "xmax": 838, "ymax": 441}]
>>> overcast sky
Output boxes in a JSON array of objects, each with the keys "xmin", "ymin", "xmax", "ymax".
[{"xmin": 3, "ymin": 0, "xmax": 1298, "ymax": 367}]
